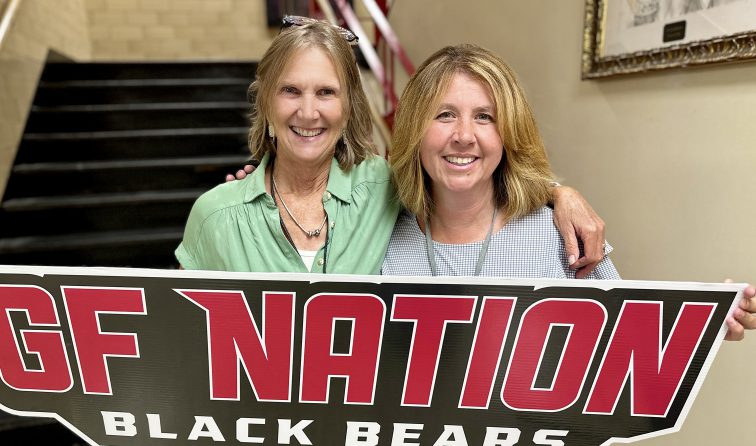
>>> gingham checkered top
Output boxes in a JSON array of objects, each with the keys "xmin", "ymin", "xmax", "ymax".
[{"xmin": 381, "ymin": 206, "xmax": 620, "ymax": 279}]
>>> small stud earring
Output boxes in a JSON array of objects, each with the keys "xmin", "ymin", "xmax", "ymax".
[{"xmin": 268, "ymin": 124, "xmax": 275, "ymax": 139}]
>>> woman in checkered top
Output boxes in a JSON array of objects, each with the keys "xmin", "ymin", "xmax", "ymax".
[{"xmin": 382, "ymin": 44, "xmax": 755, "ymax": 342}]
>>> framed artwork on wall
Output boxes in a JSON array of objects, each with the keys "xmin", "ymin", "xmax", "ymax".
[{"xmin": 582, "ymin": 0, "xmax": 756, "ymax": 79}]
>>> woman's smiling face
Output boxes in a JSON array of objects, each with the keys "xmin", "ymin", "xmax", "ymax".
[
  {"xmin": 420, "ymin": 72, "xmax": 503, "ymax": 198},
  {"xmin": 271, "ymin": 47, "xmax": 346, "ymax": 166}
]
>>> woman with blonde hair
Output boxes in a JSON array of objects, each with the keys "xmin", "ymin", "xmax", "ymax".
[
  {"xmin": 382, "ymin": 44, "xmax": 756, "ymax": 342},
  {"xmin": 383, "ymin": 44, "xmax": 619, "ymax": 278},
  {"xmin": 177, "ymin": 17, "xmax": 398, "ymax": 273}
]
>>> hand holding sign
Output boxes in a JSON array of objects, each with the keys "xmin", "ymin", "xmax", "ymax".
[{"xmin": 725, "ymin": 283, "xmax": 756, "ymax": 341}]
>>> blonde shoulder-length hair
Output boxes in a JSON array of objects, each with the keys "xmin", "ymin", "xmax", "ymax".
[
  {"xmin": 390, "ymin": 44, "xmax": 554, "ymax": 220},
  {"xmin": 247, "ymin": 20, "xmax": 376, "ymax": 170}
]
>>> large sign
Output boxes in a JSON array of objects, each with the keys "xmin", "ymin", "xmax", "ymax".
[{"xmin": 0, "ymin": 265, "xmax": 743, "ymax": 446}]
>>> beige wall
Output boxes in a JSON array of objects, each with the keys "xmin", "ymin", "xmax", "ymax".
[
  {"xmin": 0, "ymin": 0, "xmax": 91, "ymax": 197},
  {"xmin": 85, "ymin": 0, "xmax": 275, "ymax": 60},
  {"xmin": 390, "ymin": 1, "xmax": 755, "ymax": 444}
]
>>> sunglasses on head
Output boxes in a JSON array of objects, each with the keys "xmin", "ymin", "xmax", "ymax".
[{"xmin": 281, "ymin": 15, "xmax": 359, "ymax": 46}]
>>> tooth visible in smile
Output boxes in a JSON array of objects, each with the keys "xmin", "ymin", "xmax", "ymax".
[
  {"xmin": 445, "ymin": 156, "xmax": 475, "ymax": 165},
  {"xmin": 291, "ymin": 127, "xmax": 325, "ymax": 137}
]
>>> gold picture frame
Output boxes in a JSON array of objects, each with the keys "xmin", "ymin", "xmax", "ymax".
[{"xmin": 582, "ymin": 0, "xmax": 756, "ymax": 79}]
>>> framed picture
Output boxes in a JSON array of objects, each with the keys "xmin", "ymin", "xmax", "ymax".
[{"xmin": 582, "ymin": 0, "xmax": 756, "ymax": 79}]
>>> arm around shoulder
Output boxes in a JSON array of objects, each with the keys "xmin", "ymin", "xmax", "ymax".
[{"xmin": 550, "ymin": 184, "xmax": 607, "ymax": 279}]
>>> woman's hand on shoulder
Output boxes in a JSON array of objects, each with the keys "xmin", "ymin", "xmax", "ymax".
[
  {"xmin": 225, "ymin": 163, "xmax": 256, "ymax": 182},
  {"xmin": 550, "ymin": 185, "xmax": 606, "ymax": 279}
]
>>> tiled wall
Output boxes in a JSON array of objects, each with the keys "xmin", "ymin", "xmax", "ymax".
[
  {"xmin": 85, "ymin": 0, "xmax": 275, "ymax": 60},
  {"xmin": 0, "ymin": 0, "xmax": 91, "ymax": 197}
]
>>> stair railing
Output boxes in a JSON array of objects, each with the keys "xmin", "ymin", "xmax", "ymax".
[
  {"xmin": 331, "ymin": 0, "xmax": 414, "ymax": 124},
  {"xmin": 359, "ymin": 0, "xmax": 415, "ymax": 105},
  {"xmin": 0, "ymin": 0, "xmax": 21, "ymax": 52},
  {"xmin": 311, "ymin": 0, "xmax": 414, "ymax": 155}
]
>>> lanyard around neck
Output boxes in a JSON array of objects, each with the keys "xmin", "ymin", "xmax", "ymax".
[{"xmin": 424, "ymin": 207, "xmax": 497, "ymax": 277}]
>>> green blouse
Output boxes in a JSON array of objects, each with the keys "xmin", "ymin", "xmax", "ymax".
[{"xmin": 175, "ymin": 153, "xmax": 400, "ymax": 274}]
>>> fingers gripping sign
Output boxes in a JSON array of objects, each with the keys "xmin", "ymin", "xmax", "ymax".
[{"xmin": 725, "ymin": 283, "xmax": 756, "ymax": 341}]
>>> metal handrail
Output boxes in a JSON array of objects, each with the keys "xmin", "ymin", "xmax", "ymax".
[
  {"xmin": 0, "ymin": 0, "xmax": 21, "ymax": 52},
  {"xmin": 314, "ymin": 0, "xmax": 393, "ymax": 154},
  {"xmin": 360, "ymin": 0, "xmax": 414, "ymax": 76},
  {"xmin": 328, "ymin": 0, "xmax": 415, "ymax": 123},
  {"xmin": 331, "ymin": 0, "xmax": 399, "ymax": 111}
]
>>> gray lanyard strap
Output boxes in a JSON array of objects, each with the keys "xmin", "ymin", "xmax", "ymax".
[{"xmin": 424, "ymin": 208, "xmax": 497, "ymax": 276}]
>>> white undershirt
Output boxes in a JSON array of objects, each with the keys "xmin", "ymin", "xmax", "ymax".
[{"xmin": 298, "ymin": 249, "xmax": 318, "ymax": 271}]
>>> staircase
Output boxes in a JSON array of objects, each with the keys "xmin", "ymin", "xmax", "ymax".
[{"xmin": 0, "ymin": 61, "xmax": 256, "ymax": 268}]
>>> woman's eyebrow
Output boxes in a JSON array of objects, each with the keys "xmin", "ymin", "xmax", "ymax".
[
  {"xmin": 278, "ymin": 79, "xmax": 341, "ymax": 90},
  {"xmin": 473, "ymin": 105, "xmax": 494, "ymax": 113},
  {"xmin": 435, "ymin": 103, "xmax": 458, "ymax": 111}
]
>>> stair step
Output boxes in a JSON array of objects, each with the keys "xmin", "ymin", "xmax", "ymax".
[
  {"xmin": 0, "ymin": 413, "xmax": 56, "ymax": 432},
  {"xmin": 0, "ymin": 228, "xmax": 183, "ymax": 268},
  {"xmin": 35, "ymin": 79, "xmax": 250, "ymax": 105},
  {"xmin": 31, "ymin": 101, "xmax": 249, "ymax": 112},
  {"xmin": 3, "ymin": 189, "xmax": 204, "ymax": 211},
  {"xmin": 0, "ymin": 227, "xmax": 184, "ymax": 253},
  {"xmin": 0, "ymin": 192, "xmax": 198, "ymax": 238},
  {"xmin": 22, "ymin": 126, "xmax": 248, "ymax": 141},
  {"xmin": 40, "ymin": 78, "xmax": 250, "ymax": 87},
  {"xmin": 25, "ymin": 102, "xmax": 249, "ymax": 133},
  {"xmin": 17, "ymin": 127, "xmax": 248, "ymax": 164},
  {"xmin": 41, "ymin": 62, "xmax": 257, "ymax": 81},
  {"xmin": 2, "ymin": 156, "xmax": 243, "ymax": 199},
  {"xmin": 13, "ymin": 155, "xmax": 247, "ymax": 173},
  {"xmin": 0, "ymin": 416, "xmax": 78, "ymax": 442}
]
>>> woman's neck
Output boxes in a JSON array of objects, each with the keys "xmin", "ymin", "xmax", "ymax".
[
  {"xmin": 265, "ymin": 152, "xmax": 333, "ymax": 252},
  {"xmin": 427, "ymin": 187, "xmax": 503, "ymax": 244},
  {"xmin": 270, "ymin": 155, "xmax": 330, "ymax": 195}
]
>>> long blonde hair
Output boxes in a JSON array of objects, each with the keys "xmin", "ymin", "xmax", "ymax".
[
  {"xmin": 247, "ymin": 20, "xmax": 376, "ymax": 169},
  {"xmin": 390, "ymin": 44, "xmax": 554, "ymax": 220}
]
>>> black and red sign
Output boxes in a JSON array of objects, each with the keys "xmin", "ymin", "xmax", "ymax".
[{"xmin": 0, "ymin": 266, "xmax": 743, "ymax": 445}]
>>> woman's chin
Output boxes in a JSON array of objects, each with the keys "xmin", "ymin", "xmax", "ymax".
[
  {"xmin": 436, "ymin": 179, "xmax": 492, "ymax": 195},
  {"xmin": 278, "ymin": 143, "xmax": 337, "ymax": 165}
]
